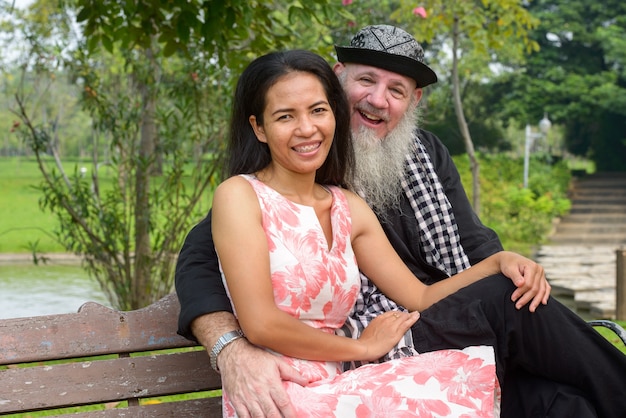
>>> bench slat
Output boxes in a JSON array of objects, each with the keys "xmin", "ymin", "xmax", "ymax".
[
  {"xmin": 68, "ymin": 397, "xmax": 222, "ymax": 417},
  {"xmin": 0, "ymin": 294, "xmax": 194, "ymax": 365},
  {"xmin": 0, "ymin": 349, "xmax": 221, "ymax": 413}
]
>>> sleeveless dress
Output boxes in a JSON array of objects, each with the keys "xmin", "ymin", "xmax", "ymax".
[{"xmin": 220, "ymin": 174, "xmax": 499, "ymax": 417}]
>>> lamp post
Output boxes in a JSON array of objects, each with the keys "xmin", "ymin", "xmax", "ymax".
[{"xmin": 523, "ymin": 113, "xmax": 552, "ymax": 188}]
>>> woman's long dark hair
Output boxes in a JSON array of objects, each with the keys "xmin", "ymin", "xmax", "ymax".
[{"xmin": 227, "ymin": 50, "xmax": 354, "ymax": 187}]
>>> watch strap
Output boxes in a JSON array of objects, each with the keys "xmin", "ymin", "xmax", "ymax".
[{"xmin": 209, "ymin": 329, "xmax": 245, "ymax": 373}]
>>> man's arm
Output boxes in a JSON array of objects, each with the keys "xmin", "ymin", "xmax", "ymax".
[
  {"xmin": 189, "ymin": 312, "xmax": 308, "ymax": 418},
  {"xmin": 175, "ymin": 211, "xmax": 233, "ymax": 340}
]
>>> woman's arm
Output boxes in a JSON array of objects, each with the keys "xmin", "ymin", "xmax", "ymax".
[
  {"xmin": 211, "ymin": 177, "xmax": 415, "ymax": 362},
  {"xmin": 346, "ymin": 190, "xmax": 549, "ymax": 312}
]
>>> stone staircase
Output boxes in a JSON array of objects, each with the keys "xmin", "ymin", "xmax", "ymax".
[
  {"xmin": 549, "ymin": 173, "xmax": 626, "ymax": 245},
  {"xmin": 534, "ymin": 173, "xmax": 626, "ymax": 319}
]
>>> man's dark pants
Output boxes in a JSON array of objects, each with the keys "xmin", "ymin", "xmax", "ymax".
[{"xmin": 411, "ymin": 275, "xmax": 626, "ymax": 418}]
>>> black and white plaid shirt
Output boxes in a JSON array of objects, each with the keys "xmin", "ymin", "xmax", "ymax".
[{"xmin": 339, "ymin": 133, "xmax": 470, "ymax": 370}]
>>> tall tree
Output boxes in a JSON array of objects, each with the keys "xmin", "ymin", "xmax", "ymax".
[
  {"xmin": 391, "ymin": 0, "xmax": 539, "ymax": 213},
  {"xmin": 485, "ymin": 0, "xmax": 626, "ymax": 171},
  {"xmin": 3, "ymin": 0, "xmax": 351, "ymax": 309}
]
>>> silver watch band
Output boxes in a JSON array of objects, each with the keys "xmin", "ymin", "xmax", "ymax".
[{"xmin": 209, "ymin": 329, "xmax": 245, "ymax": 373}]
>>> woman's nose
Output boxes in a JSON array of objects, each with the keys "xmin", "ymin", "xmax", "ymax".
[{"xmin": 296, "ymin": 116, "xmax": 316, "ymax": 136}]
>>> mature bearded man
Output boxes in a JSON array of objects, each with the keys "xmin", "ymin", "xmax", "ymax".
[{"xmin": 175, "ymin": 25, "xmax": 626, "ymax": 418}]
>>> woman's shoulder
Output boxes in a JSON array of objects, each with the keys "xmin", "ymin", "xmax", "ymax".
[
  {"xmin": 214, "ymin": 175, "xmax": 257, "ymax": 204},
  {"xmin": 217, "ymin": 174, "xmax": 254, "ymax": 189}
]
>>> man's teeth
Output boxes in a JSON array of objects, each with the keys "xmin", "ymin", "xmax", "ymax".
[{"xmin": 362, "ymin": 112, "xmax": 381, "ymax": 121}]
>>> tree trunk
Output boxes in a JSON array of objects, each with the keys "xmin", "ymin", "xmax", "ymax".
[
  {"xmin": 451, "ymin": 16, "xmax": 480, "ymax": 215},
  {"xmin": 132, "ymin": 45, "xmax": 158, "ymax": 309}
]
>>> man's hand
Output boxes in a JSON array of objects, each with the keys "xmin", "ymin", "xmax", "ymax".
[
  {"xmin": 499, "ymin": 251, "xmax": 551, "ymax": 312},
  {"xmin": 218, "ymin": 338, "xmax": 308, "ymax": 418}
]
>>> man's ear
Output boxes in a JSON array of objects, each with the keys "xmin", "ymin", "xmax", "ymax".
[
  {"xmin": 333, "ymin": 62, "xmax": 345, "ymax": 76},
  {"xmin": 413, "ymin": 88, "xmax": 423, "ymax": 105},
  {"xmin": 249, "ymin": 115, "xmax": 267, "ymax": 144}
]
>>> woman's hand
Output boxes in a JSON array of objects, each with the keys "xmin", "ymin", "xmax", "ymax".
[{"xmin": 357, "ymin": 310, "xmax": 419, "ymax": 360}]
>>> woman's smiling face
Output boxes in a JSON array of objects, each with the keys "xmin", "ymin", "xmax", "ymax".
[{"xmin": 249, "ymin": 71, "xmax": 336, "ymax": 176}]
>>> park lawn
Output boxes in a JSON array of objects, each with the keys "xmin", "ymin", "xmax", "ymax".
[
  {"xmin": 0, "ymin": 157, "xmax": 213, "ymax": 253},
  {"xmin": 596, "ymin": 320, "xmax": 626, "ymax": 355},
  {"xmin": 0, "ymin": 158, "xmax": 65, "ymax": 253}
]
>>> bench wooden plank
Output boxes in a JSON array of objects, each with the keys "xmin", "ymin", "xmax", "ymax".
[
  {"xmin": 0, "ymin": 293, "xmax": 194, "ymax": 364},
  {"xmin": 68, "ymin": 398, "xmax": 223, "ymax": 417},
  {"xmin": 1, "ymin": 350, "xmax": 220, "ymax": 413}
]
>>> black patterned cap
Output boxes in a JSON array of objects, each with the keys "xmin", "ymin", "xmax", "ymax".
[{"xmin": 335, "ymin": 25, "xmax": 437, "ymax": 88}]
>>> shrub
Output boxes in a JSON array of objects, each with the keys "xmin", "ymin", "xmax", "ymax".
[{"xmin": 453, "ymin": 153, "xmax": 571, "ymax": 255}]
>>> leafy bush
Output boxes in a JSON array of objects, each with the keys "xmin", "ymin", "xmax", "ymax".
[{"xmin": 454, "ymin": 153, "xmax": 571, "ymax": 255}]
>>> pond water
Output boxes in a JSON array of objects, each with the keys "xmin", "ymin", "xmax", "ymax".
[{"xmin": 0, "ymin": 264, "xmax": 110, "ymax": 319}]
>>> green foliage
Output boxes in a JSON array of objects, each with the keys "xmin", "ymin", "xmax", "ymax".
[
  {"xmin": 484, "ymin": 0, "xmax": 626, "ymax": 171},
  {"xmin": 422, "ymin": 83, "xmax": 511, "ymax": 155},
  {"xmin": 74, "ymin": 0, "xmax": 353, "ymax": 68},
  {"xmin": 454, "ymin": 153, "xmax": 571, "ymax": 254},
  {"xmin": 393, "ymin": 0, "xmax": 539, "ymax": 60}
]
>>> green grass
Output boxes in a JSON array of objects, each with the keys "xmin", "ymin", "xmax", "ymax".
[
  {"xmin": 595, "ymin": 321, "xmax": 626, "ymax": 355},
  {"xmin": 0, "ymin": 157, "xmax": 65, "ymax": 252},
  {"xmin": 0, "ymin": 156, "xmax": 214, "ymax": 253}
]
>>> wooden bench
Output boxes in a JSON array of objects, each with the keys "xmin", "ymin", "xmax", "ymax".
[
  {"xmin": 2, "ymin": 293, "xmax": 625, "ymax": 417},
  {"xmin": 0, "ymin": 293, "xmax": 222, "ymax": 417}
]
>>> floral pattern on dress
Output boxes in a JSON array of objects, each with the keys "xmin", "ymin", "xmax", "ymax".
[{"xmin": 221, "ymin": 174, "xmax": 500, "ymax": 417}]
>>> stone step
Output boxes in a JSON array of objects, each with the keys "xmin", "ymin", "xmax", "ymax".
[
  {"xmin": 572, "ymin": 189, "xmax": 626, "ymax": 195},
  {"xmin": 556, "ymin": 220, "xmax": 626, "ymax": 228},
  {"xmin": 548, "ymin": 235, "xmax": 626, "ymax": 245},
  {"xmin": 568, "ymin": 204, "xmax": 626, "ymax": 214},
  {"xmin": 557, "ymin": 214, "xmax": 626, "ymax": 222},
  {"xmin": 555, "ymin": 228, "xmax": 626, "ymax": 236}
]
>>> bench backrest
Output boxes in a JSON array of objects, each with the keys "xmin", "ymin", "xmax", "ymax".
[{"xmin": 0, "ymin": 293, "xmax": 222, "ymax": 416}]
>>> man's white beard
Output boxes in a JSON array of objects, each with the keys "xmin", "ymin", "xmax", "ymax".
[{"xmin": 353, "ymin": 108, "xmax": 418, "ymax": 215}]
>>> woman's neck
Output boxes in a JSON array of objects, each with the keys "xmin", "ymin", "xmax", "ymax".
[{"xmin": 255, "ymin": 167, "xmax": 326, "ymax": 207}]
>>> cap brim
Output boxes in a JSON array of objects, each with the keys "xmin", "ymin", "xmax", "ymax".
[{"xmin": 335, "ymin": 46, "xmax": 437, "ymax": 88}]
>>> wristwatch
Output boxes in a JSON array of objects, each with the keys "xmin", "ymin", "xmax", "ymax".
[{"xmin": 209, "ymin": 329, "xmax": 245, "ymax": 373}]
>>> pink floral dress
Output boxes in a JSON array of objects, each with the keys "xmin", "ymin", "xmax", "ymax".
[{"xmin": 221, "ymin": 174, "xmax": 499, "ymax": 417}]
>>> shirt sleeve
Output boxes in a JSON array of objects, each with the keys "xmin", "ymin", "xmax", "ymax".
[
  {"xmin": 175, "ymin": 210, "xmax": 234, "ymax": 341},
  {"xmin": 417, "ymin": 129, "xmax": 504, "ymax": 264}
]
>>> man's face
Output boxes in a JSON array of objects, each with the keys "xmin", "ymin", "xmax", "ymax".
[{"xmin": 334, "ymin": 62, "xmax": 422, "ymax": 139}]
